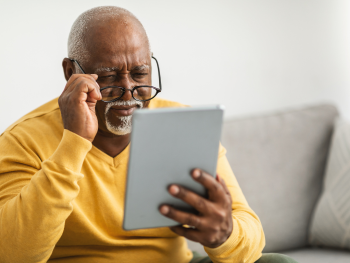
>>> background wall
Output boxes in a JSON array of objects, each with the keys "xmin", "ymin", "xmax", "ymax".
[{"xmin": 0, "ymin": 0, "xmax": 349, "ymax": 133}]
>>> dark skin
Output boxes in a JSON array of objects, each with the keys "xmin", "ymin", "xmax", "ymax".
[
  {"xmin": 59, "ymin": 16, "xmax": 233, "ymax": 248},
  {"xmin": 62, "ymin": 18, "xmax": 152, "ymax": 157}
]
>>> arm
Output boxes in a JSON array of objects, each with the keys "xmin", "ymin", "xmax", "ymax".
[
  {"xmin": 160, "ymin": 146, "xmax": 265, "ymax": 263},
  {"xmin": 0, "ymin": 130, "xmax": 91, "ymax": 263},
  {"xmin": 0, "ymin": 72, "xmax": 101, "ymax": 263}
]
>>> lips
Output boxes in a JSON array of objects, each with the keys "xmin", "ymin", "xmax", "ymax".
[{"xmin": 109, "ymin": 105, "xmax": 137, "ymax": 116}]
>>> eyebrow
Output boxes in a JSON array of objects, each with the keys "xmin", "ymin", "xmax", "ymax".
[
  {"xmin": 132, "ymin": 65, "xmax": 149, "ymax": 71},
  {"xmin": 94, "ymin": 67, "xmax": 120, "ymax": 74},
  {"xmin": 94, "ymin": 64, "xmax": 149, "ymax": 74}
]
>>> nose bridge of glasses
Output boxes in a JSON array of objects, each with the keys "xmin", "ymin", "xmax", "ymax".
[
  {"xmin": 116, "ymin": 86, "xmax": 132, "ymax": 101},
  {"xmin": 119, "ymin": 71, "xmax": 140, "ymax": 88}
]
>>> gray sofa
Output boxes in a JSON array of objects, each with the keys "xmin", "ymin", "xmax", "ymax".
[{"xmin": 187, "ymin": 104, "xmax": 350, "ymax": 262}]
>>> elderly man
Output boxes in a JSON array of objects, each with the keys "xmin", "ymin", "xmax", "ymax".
[{"xmin": 0, "ymin": 6, "xmax": 297, "ymax": 263}]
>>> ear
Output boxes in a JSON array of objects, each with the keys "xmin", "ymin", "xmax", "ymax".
[{"xmin": 62, "ymin": 58, "xmax": 75, "ymax": 81}]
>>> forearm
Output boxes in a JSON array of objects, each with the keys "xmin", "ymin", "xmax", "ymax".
[
  {"xmin": 204, "ymin": 150, "xmax": 265, "ymax": 263},
  {"xmin": 0, "ymin": 130, "xmax": 91, "ymax": 263}
]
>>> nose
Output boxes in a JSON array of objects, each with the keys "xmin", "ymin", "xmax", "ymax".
[{"xmin": 118, "ymin": 74, "xmax": 133, "ymax": 101}]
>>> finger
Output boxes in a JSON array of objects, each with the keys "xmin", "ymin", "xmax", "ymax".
[
  {"xmin": 63, "ymin": 74, "xmax": 86, "ymax": 92},
  {"xmin": 64, "ymin": 74, "xmax": 100, "ymax": 97},
  {"xmin": 67, "ymin": 73, "xmax": 97, "ymax": 87},
  {"xmin": 159, "ymin": 205, "xmax": 204, "ymax": 229},
  {"xmin": 216, "ymin": 174, "xmax": 230, "ymax": 196},
  {"xmin": 169, "ymin": 225, "xmax": 202, "ymax": 243},
  {"xmin": 67, "ymin": 77, "xmax": 101, "ymax": 102},
  {"xmin": 90, "ymin": 74, "xmax": 102, "ymax": 101},
  {"xmin": 191, "ymin": 169, "xmax": 225, "ymax": 202},
  {"xmin": 90, "ymin": 74, "xmax": 98, "ymax": 80},
  {"xmin": 168, "ymin": 185, "xmax": 212, "ymax": 214}
]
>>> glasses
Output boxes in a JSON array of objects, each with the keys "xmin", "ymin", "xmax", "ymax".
[{"xmin": 69, "ymin": 56, "xmax": 162, "ymax": 102}]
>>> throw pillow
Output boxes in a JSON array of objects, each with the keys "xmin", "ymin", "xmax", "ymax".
[{"xmin": 309, "ymin": 119, "xmax": 350, "ymax": 249}]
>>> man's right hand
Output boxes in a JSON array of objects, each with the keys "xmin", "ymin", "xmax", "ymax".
[{"xmin": 58, "ymin": 74, "xmax": 102, "ymax": 142}]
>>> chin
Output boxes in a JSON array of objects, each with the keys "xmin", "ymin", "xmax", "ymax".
[{"xmin": 105, "ymin": 115, "xmax": 133, "ymax": 135}]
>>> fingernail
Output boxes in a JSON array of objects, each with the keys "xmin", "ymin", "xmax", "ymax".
[
  {"xmin": 160, "ymin": 206, "xmax": 169, "ymax": 214},
  {"xmin": 193, "ymin": 169, "xmax": 200, "ymax": 179},
  {"xmin": 170, "ymin": 185, "xmax": 179, "ymax": 195}
]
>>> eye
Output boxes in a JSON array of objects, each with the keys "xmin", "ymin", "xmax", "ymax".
[
  {"xmin": 133, "ymin": 73, "xmax": 148, "ymax": 78},
  {"xmin": 98, "ymin": 75, "xmax": 117, "ymax": 83},
  {"xmin": 99, "ymin": 75, "xmax": 115, "ymax": 79}
]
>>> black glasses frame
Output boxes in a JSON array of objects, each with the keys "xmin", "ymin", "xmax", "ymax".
[{"xmin": 69, "ymin": 56, "xmax": 162, "ymax": 102}]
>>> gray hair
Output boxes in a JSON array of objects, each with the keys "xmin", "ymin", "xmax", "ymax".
[{"xmin": 67, "ymin": 6, "xmax": 151, "ymax": 66}]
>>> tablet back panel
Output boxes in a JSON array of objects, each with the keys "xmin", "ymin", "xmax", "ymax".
[{"xmin": 123, "ymin": 105, "xmax": 224, "ymax": 230}]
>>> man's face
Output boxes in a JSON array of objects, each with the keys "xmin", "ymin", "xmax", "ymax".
[{"xmin": 80, "ymin": 18, "xmax": 152, "ymax": 136}]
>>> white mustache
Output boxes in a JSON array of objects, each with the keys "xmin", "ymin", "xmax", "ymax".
[{"xmin": 105, "ymin": 99, "xmax": 143, "ymax": 115}]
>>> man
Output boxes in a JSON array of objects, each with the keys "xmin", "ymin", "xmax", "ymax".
[{"xmin": 0, "ymin": 6, "xmax": 297, "ymax": 263}]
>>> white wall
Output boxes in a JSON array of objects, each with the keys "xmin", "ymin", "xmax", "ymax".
[{"xmin": 0, "ymin": 0, "xmax": 349, "ymax": 133}]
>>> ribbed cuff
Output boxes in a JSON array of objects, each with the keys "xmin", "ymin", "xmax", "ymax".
[
  {"xmin": 49, "ymin": 129, "xmax": 92, "ymax": 172},
  {"xmin": 204, "ymin": 219, "xmax": 240, "ymax": 257}
]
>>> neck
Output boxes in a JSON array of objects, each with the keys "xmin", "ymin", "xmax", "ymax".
[{"xmin": 92, "ymin": 129, "xmax": 130, "ymax": 158}]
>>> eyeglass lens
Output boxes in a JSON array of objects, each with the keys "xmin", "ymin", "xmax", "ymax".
[{"xmin": 101, "ymin": 86, "xmax": 158, "ymax": 102}]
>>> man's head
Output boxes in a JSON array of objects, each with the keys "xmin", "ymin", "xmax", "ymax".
[{"xmin": 63, "ymin": 6, "xmax": 152, "ymax": 136}]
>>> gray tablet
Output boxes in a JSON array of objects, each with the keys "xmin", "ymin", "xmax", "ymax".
[{"xmin": 123, "ymin": 105, "xmax": 224, "ymax": 230}]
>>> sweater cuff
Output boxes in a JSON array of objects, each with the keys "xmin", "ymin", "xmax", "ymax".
[
  {"xmin": 204, "ymin": 218, "xmax": 240, "ymax": 257},
  {"xmin": 48, "ymin": 129, "xmax": 92, "ymax": 172}
]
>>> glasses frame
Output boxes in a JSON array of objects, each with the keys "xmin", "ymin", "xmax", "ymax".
[{"xmin": 69, "ymin": 56, "xmax": 162, "ymax": 103}]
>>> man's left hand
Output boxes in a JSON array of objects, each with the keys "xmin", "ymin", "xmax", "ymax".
[{"xmin": 159, "ymin": 169, "xmax": 233, "ymax": 248}]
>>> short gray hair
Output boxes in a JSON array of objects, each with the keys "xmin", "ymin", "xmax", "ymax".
[{"xmin": 68, "ymin": 6, "xmax": 151, "ymax": 66}]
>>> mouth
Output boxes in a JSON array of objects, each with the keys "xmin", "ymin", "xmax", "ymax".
[{"xmin": 109, "ymin": 105, "xmax": 139, "ymax": 116}]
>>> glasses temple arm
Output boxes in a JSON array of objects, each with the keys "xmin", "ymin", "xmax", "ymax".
[
  {"xmin": 152, "ymin": 56, "xmax": 162, "ymax": 91},
  {"xmin": 69, "ymin": 59, "xmax": 86, "ymax": 74}
]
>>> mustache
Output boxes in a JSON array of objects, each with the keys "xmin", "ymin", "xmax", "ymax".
[{"xmin": 104, "ymin": 99, "xmax": 144, "ymax": 115}]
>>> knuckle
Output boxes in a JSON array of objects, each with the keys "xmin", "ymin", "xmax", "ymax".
[
  {"xmin": 80, "ymin": 78, "xmax": 90, "ymax": 85},
  {"xmin": 187, "ymin": 215, "xmax": 200, "ymax": 228},
  {"xmin": 214, "ymin": 209, "xmax": 227, "ymax": 221},
  {"xmin": 195, "ymin": 198, "xmax": 206, "ymax": 210},
  {"xmin": 211, "ymin": 182, "xmax": 220, "ymax": 193},
  {"xmin": 208, "ymin": 221, "xmax": 220, "ymax": 232}
]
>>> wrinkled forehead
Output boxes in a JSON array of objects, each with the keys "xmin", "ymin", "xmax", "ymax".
[{"xmin": 84, "ymin": 17, "xmax": 150, "ymax": 67}]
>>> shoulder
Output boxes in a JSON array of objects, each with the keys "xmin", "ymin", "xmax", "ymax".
[
  {"xmin": 3, "ymin": 97, "xmax": 61, "ymax": 134},
  {"xmin": 148, "ymin": 97, "xmax": 188, "ymax": 109},
  {"xmin": 0, "ymin": 98, "xmax": 63, "ymax": 161}
]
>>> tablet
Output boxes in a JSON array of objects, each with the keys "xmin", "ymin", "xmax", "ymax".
[{"xmin": 123, "ymin": 105, "xmax": 224, "ymax": 230}]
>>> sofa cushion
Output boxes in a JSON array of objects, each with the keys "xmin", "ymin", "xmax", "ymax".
[
  {"xmin": 282, "ymin": 248, "xmax": 350, "ymax": 263},
  {"xmin": 221, "ymin": 104, "xmax": 338, "ymax": 252},
  {"xmin": 309, "ymin": 119, "xmax": 350, "ymax": 250}
]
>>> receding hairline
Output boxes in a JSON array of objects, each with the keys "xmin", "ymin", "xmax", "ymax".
[{"xmin": 67, "ymin": 6, "xmax": 151, "ymax": 65}]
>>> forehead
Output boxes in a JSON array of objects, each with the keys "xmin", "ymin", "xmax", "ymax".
[{"xmin": 84, "ymin": 18, "xmax": 150, "ymax": 69}]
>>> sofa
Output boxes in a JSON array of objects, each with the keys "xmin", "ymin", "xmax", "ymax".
[{"xmin": 186, "ymin": 104, "xmax": 350, "ymax": 263}]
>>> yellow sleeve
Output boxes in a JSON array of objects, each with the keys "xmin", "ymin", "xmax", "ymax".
[
  {"xmin": 0, "ymin": 129, "xmax": 91, "ymax": 263},
  {"xmin": 204, "ymin": 145, "xmax": 265, "ymax": 263}
]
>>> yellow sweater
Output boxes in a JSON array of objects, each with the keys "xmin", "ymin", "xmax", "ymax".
[{"xmin": 0, "ymin": 97, "xmax": 265, "ymax": 263}]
